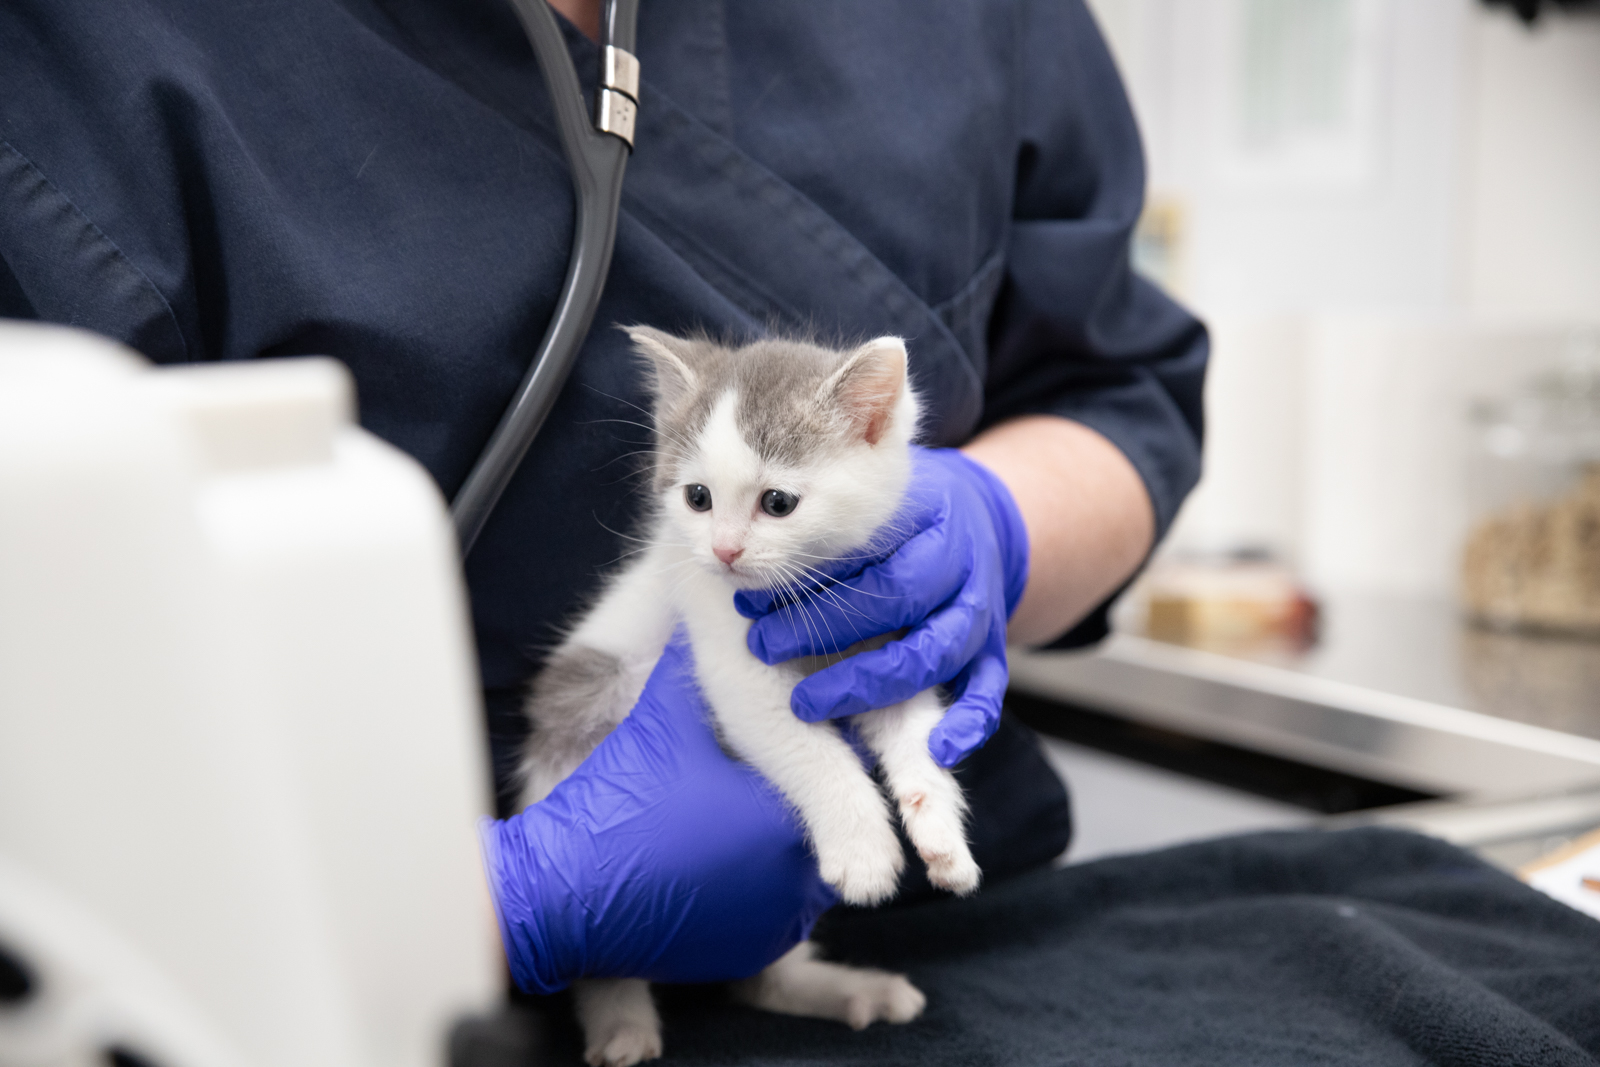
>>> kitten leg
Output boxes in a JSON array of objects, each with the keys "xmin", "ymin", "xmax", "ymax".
[
  {"xmin": 715, "ymin": 701, "xmax": 905, "ymax": 905},
  {"xmin": 573, "ymin": 978, "xmax": 662, "ymax": 1067},
  {"xmin": 855, "ymin": 694, "xmax": 980, "ymax": 895},
  {"xmin": 731, "ymin": 941, "xmax": 925, "ymax": 1030},
  {"xmin": 677, "ymin": 585, "xmax": 904, "ymax": 905},
  {"xmin": 518, "ymin": 555, "xmax": 676, "ymax": 1063}
]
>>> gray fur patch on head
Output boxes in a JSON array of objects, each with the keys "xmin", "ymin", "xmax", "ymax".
[
  {"xmin": 729, "ymin": 338, "xmax": 871, "ymax": 466},
  {"xmin": 623, "ymin": 328, "xmax": 907, "ymax": 490}
]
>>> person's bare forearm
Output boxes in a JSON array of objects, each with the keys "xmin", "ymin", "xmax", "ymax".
[
  {"xmin": 962, "ymin": 415, "xmax": 1154, "ymax": 647},
  {"xmin": 548, "ymin": 0, "xmax": 601, "ymax": 39}
]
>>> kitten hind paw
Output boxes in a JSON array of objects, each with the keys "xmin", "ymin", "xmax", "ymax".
[
  {"xmin": 844, "ymin": 973, "xmax": 927, "ymax": 1030},
  {"xmin": 584, "ymin": 1025, "xmax": 662, "ymax": 1067}
]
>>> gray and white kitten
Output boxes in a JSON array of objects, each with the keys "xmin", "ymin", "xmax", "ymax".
[{"xmin": 518, "ymin": 329, "xmax": 978, "ymax": 1067}]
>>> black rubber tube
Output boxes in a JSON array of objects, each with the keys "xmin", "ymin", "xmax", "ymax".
[
  {"xmin": 603, "ymin": 0, "xmax": 639, "ymax": 52},
  {"xmin": 451, "ymin": 0, "xmax": 637, "ymax": 557}
]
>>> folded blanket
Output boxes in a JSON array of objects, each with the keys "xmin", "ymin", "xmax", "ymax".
[{"xmin": 523, "ymin": 828, "xmax": 1600, "ymax": 1065}]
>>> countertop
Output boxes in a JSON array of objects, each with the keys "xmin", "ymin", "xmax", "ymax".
[{"xmin": 1009, "ymin": 594, "xmax": 1600, "ymax": 839}]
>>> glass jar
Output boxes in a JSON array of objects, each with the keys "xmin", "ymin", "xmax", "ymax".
[{"xmin": 1461, "ymin": 333, "xmax": 1600, "ymax": 636}]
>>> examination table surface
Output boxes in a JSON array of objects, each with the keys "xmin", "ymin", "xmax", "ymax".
[{"xmin": 527, "ymin": 827, "xmax": 1600, "ymax": 1065}]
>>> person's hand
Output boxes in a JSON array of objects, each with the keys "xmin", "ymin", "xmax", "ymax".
[
  {"xmin": 734, "ymin": 446, "xmax": 1029, "ymax": 768},
  {"xmin": 479, "ymin": 633, "xmax": 837, "ymax": 995}
]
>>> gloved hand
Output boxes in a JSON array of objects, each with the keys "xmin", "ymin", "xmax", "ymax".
[
  {"xmin": 735, "ymin": 446, "xmax": 1029, "ymax": 768},
  {"xmin": 479, "ymin": 633, "xmax": 837, "ymax": 995}
]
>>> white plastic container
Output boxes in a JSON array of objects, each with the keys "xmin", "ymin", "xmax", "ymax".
[{"xmin": 0, "ymin": 322, "xmax": 499, "ymax": 1067}]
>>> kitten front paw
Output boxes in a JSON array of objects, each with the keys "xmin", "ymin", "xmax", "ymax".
[
  {"xmin": 843, "ymin": 972, "xmax": 927, "ymax": 1030},
  {"xmin": 816, "ymin": 823, "xmax": 905, "ymax": 906},
  {"xmin": 896, "ymin": 789, "xmax": 980, "ymax": 896},
  {"xmin": 920, "ymin": 844, "xmax": 981, "ymax": 896},
  {"xmin": 584, "ymin": 1024, "xmax": 662, "ymax": 1067}
]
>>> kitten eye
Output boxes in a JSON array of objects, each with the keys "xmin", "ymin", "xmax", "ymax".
[
  {"xmin": 761, "ymin": 489, "xmax": 799, "ymax": 517},
  {"xmin": 684, "ymin": 484, "xmax": 712, "ymax": 512}
]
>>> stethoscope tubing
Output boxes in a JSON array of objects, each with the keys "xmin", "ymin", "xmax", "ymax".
[{"xmin": 450, "ymin": 0, "xmax": 640, "ymax": 557}]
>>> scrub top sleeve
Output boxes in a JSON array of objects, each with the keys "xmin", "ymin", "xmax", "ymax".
[{"xmin": 981, "ymin": 1, "xmax": 1208, "ymax": 643}]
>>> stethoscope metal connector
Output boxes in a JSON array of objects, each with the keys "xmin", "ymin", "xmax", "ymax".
[{"xmin": 597, "ymin": 45, "xmax": 639, "ymax": 147}]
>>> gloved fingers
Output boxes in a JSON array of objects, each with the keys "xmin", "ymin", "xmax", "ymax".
[
  {"xmin": 787, "ymin": 596, "xmax": 988, "ymax": 721},
  {"xmin": 503, "ymin": 624, "xmax": 835, "ymax": 991},
  {"xmin": 913, "ymin": 448, "xmax": 1031, "ymax": 615},
  {"xmin": 742, "ymin": 523, "xmax": 969, "ymax": 663},
  {"xmin": 581, "ymin": 725, "xmax": 832, "ymax": 984},
  {"xmin": 926, "ymin": 647, "xmax": 1008, "ymax": 767}
]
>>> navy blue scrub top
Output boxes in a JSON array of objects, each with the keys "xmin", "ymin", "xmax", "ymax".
[{"xmin": 0, "ymin": 0, "xmax": 1206, "ymax": 718}]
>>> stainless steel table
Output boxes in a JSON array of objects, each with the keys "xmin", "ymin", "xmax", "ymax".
[{"xmin": 1010, "ymin": 594, "xmax": 1600, "ymax": 867}]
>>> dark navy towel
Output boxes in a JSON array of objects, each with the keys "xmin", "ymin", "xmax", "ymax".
[{"xmin": 533, "ymin": 828, "xmax": 1600, "ymax": 1065}]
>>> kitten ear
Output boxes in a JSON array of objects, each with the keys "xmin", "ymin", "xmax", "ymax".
[
  {"xmin": 824, "ymin": 336, "xmax": 907, "ymax": 446},
  {"xmin": 624, "ymin": 325, "xmax": 698, "ymax": 408}
]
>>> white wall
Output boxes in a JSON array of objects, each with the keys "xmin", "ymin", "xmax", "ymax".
[
  {"xmin": 1466, "ymin": 10, "xmax": 1600, "ymax": 320},
  {"xmin": 1166, "ymin": 315, "xmax": 1308, "ymax": 558},
  {"xmin": 1088, "ymin": 0, "xmax": 1600, "ymax": 597},
  {"xmin": 1299, "ymin": 318, "xmax": 1582, "ymax": 595},
  {"xmin": 1093, "ymin": 0, "xmax": 1471, "ymax": 314}
]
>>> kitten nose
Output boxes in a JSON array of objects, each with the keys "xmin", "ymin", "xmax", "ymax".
[{"xmin": 714, "ymin": 546, "xmax": 743, "ymax": 566}]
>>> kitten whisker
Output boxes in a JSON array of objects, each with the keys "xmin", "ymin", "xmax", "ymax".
[
  {"xmin": 584, "ymin": 416, "xmax": 683, "ymax": 445},
  {"xmin": 580, "ymin": 392, "xmax": 701, "ymax": 456},
  {"xmin": 593, "ymin": 446, "xmax": 673, "ymax": 469},
  {"xmin": 777, "ymin": 563, "xmax": 834, "ymax": 658},
  {"xmin": 778, "ymin": 561, "xmax": 905, "ymax": 617},
  {"xmin": 792, "ymin": 571, "xmax": 874, "ymax": 650},
  {"xmin": 600, "ymin": 541, "xmax": 697, "ymax": 570},
  {"xmin": 791, "ymin": 561, "xmax": 899, "ymax": 608},
  {"xmin": 786, "ymin": 549, "xmax": 890, "ymax": 563},
  {"xmin": 579, "ymin": 384, "xmax": 701, "ymax": 458},
  {"xmin": 771, "ymin": 559, "xmax": 860, "ymax": 657},
  {"xmin": 592, "ymin": 515, "xmax": 671, "ymax": 548},
  {"xmin": 579, "ymin": 385, "xmax": 658, "ymax": 423},
  {"xmin": 760, "ymin": 560, "xmax": 816, "ymax": 652}
]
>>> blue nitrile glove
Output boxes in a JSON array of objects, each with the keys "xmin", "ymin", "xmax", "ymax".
[
  {"xmin": 734, "ymin": 446, "xmax": 1029, "ymax": 768},
  {"xmin": 479, "ymin": 633, "xmax": 837, "ymax": 995}
]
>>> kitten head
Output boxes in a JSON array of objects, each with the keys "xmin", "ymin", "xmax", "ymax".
[{"xmin": 627, "ymin": 327, "xmax": 920, "ymax": 590}]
